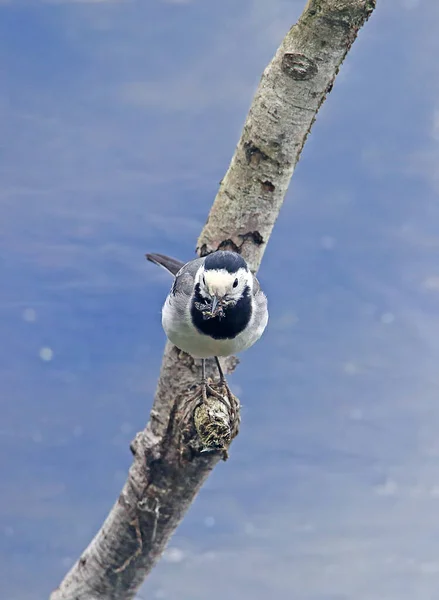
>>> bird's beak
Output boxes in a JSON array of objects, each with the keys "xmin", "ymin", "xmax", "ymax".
[{"xmin": 210, "ymin": 295, "xmax": 219, "ymax": 315}]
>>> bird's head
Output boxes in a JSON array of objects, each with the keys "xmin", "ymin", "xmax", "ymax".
[{"xmin": 193, "ymin": 251, "xmax": 252, "ymax": 320}]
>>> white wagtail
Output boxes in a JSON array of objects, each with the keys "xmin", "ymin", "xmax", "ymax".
[{"xmin": 146, "ymin": 250, "xmax": 268, "ymax": 400}]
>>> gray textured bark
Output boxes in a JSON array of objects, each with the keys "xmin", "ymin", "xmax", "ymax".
[{"xmin": 51, "ymin": 1, "xmax": 377, "ymax": 599}]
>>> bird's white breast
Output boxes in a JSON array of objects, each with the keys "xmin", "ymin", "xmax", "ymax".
[{"xmin": 161, "ymin": 293, "xmax": 267, "ymax": 359}]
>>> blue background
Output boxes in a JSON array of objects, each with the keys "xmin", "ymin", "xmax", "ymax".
[{"xmin": 2, "ymin": 1, "xmax": 439, "ymax": 599}]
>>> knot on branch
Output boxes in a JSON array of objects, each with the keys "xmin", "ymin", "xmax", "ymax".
[
  {"xmin": 244, "ymin": 141, "xmax": 269, "ymax": 167},
  {"xmin": 281, "ymin": 53, "xmax": 318, "ymax": 80},
  {"xmin": 198, "ymin": 232, "xmax": 264, "ymax": 271},
  {"xmin": 260, "ymin": 180, "xmax": 275, "ymax": 193}
]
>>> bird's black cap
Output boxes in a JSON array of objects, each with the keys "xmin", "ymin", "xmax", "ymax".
[{"xmin": 204, "ymin": 251, "xmax": 248, "ymax": 273}]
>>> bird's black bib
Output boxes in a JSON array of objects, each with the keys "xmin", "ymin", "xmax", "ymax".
[{"xmin": 191, "ymin": 284, "xmax": 252, "ymax": 340}]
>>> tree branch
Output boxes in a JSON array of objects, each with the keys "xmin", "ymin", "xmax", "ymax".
[{"xmin": 51, "ymin": 1, "xmax": 377, "ymax": 598}]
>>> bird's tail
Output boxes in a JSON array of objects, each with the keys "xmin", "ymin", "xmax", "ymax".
[{"xmin": 145, "ymin": 253, "xmax": 185, "ymax": 276}]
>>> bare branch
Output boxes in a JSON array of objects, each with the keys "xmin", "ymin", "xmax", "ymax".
[
  {"xmin": 51, "ymin": 1, "xmax": 377, "ymax": 599},
  {"xmin": 199, "ymin": 0, "xmax": 376, "ymax": 272}
]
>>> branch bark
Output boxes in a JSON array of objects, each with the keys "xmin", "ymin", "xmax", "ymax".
[{"xmin": 51, "ymin": 1, "xmax": 377, "ymax": 598}]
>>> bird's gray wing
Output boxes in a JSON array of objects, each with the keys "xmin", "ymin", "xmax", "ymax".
[
  {"xmin": 252, "ymin": 274, "xmax": 263, "ymax": 295},
  {"xmin": 147, "ymin": 252, "xmax": 205, "ymax": 296},
  {"xmin": 171, "ymin": 257, "xmax": 205, "ymax": 296},
  {"xmin": 252, "ymin": 274, "xmax": 268, "ymax": 311},
  {"xmin": 252, "ymin": 275, "xmax": 259, "ymax": 294},
  {"xmin": 146, "ymin": 253, "xmax": 185, "ymax": 276}
]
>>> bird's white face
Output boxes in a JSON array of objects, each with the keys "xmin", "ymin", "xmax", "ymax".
[{"xmin": 196, "ymin": 266, "xmax": 252, "ymax": 303}]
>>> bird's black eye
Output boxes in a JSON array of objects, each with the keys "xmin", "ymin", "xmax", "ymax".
[{"xmin": 233, "ymin": 278, "xmax": 238, "ymax": 288}]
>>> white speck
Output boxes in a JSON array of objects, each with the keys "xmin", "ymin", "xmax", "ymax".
[
  {"xmin": 343, "ymin": 362, "xmax": 360, "ymax": 375},
  {"xmin": 32, "ymin": 431, "xmax": 43, "ymax": 443},
  {"xmin": 244, "ymin": 522, "xmax": 256, "ymax": 535},
  {"xmin": 274, "ymin": 312, "xmax": 298, "ymax": 330},
  {"xmin": 420, "ymin": 562, "xmax": 439, "ymax": 574},
  {"xmin": 72, "ymin": 425, "xmax": 83, "ymax": 437},
  {"xmin": 320, "ymin": 235, "xmax": 336, "ymax": 250},
  {"xmin": 22, "ymin": 308, "xmax": 36, "ymax": 322},
  {"xmin": 204, "ymin": 516, "xmax": 215, "ymax": 528},
  {"xmin": 375, "ymin": 479, "xmax": 398, "ymax": 496},
  {"xmin": 293, "ymin": 522, "xmax": 315, "ymax": 533},
  {"xmin": 153, "ymin": 590, "xmax": 167, "ymax": 600},
  {"xmin": 380, "ymin": 312, "xmax": 395, "ymax": 324},
  {"xmin": 323, "ymin": 562, "xmax": 338, "ymax": 575},
  {"xmin": 408, "ymin": 485, "xmax": 424, "ymax": 498},
  {"xmin": 348, "ymin": 408, "xmax": 364, "ymax": 421},
  {"xmin": 76, "ymin": 225, "xmax": 94, "ymax": 238},
  {"xmin": 423, "ymin": 276, "xmax": 439, "ymax": 291},
  {"xmin": 163, "ymin": 547, "xmax": 185, "ymax": 563},
  {"xmin": 39, "ymin": 347, "xmax": 54, "ymax": 361}
]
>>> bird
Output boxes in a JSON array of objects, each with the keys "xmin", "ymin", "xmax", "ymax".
[{"xmin": 146, "ymin": 250, "xmax": 268, "ymax": 404}]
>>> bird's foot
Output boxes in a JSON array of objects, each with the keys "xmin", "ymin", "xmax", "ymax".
[
  {"xmin": 198, "ymin": 379, "xmax": 240, "ymax": 459},
  {"xmin": 202, "ymin": 379, "xmax": 227, "ymax": 403},
  {"xmin": 178, "ymin": 377, "xmax": 240, "ymax": 460},
  {"xmin": 202, "ymin": 379, "xmax": 240, "ymax": 439},
  {"xmin": 218, "ymin": 379, "xmax": 240, "ymax": 438}
]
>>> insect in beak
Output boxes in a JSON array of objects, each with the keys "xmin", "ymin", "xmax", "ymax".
[
  {"xmin": 194, "ymin": 295, "xmax": 226, "ymax": 320},
  {"xmin": 195, "ymin": 293, "xmax": 238, "ymax": 321}
]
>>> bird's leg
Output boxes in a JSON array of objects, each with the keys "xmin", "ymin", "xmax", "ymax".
[
  {"xmin": 200, "ymin": 358, "xmax": 208, "ymax": 403},
  {"xmin": 200, "ymin": 357, "xmax": 223, "ymax": 402},
  {"xmin": 181, "ymin": 358, "xmax": 229, "ymax": 423},
  {"xmin": 179, "ymin": 359, "xmax": 208, "ymax": 430},
  {"xmin": 214, "ymin": 356, "xmax": 240, "ymax": 430},
  {"xmin": 179, "ymin": 358, "xmax": 213, "ymax": 440},
  {"xmin": 200, "ymin": 357, "xmax": 231, "ymax": 405},
  {"xmin": 179, "ymin": 358, "xmax": 240, "ymax": 453},
  {"xmin": 201, "ymin": 358, "xmax": 240, "ymax": 433},
  {"xmin": 214, "ymin": 356, "xmax": 226, "ymax": 383}
]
